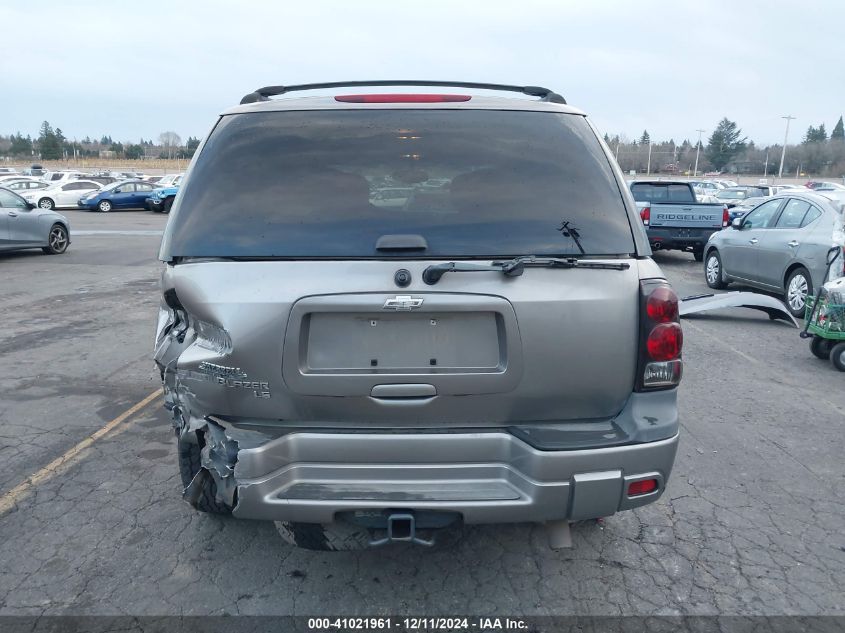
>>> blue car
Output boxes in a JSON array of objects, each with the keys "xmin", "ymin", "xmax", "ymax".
[
  {"xmin": 77, "ymin": 180, "xmax": 157, "ymax": 212},
  {"xmin": 146, "ymin": 185, "xmax": 180, "ymax": 213}
]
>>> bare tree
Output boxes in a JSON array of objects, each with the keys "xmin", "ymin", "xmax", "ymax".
[{"xmin": 158, "ymin": 131, "xmax": 182, "ymax": 159}]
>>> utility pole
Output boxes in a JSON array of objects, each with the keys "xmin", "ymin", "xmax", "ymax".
[
  {"xmin": 693, "ymin": 129, "xmax": 705, "ymax": 177},
  {"xmin": 646, "ymin": 141, "xmax": 652, "ymax": 175},
  {"xmin": 763, "ymin": 149, "xmax": 769, "ymax": 178},
  {"xmin": 778, "ymin": 115, "xmax": 796, "ymax": 181}
]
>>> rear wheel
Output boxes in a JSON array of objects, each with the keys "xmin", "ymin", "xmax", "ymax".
[
  {"xmin": 41, "ymin": 224, "xmax": 68, "ymax": 254},
  {"xmin": 829, "ymin": 342, "xmax": 845, "ymax": 371},
  {"xmin": 38, "ymin": 197, "xmax": 55, "ymax": 210},
  {"xmin": 692, "ymin": 247, "xmax": 704, "ymax": 262},
  {"xmin": 704, "ymin": 250, "xmax": 727, "ymax": 289},
  {"xmin": 810, "ymin": 336, "xmax": 833, "ymax": 360},
  {"xmin": 97, "ymin": 200, "xmax": 112, "ymax": 213},
  {"xmin": 785, "ymin": 267, "xmax": 812, "ymax": 319},
  {"xmin": 177, "ymin": 433, "xmax": 232, "ymax": 515}
]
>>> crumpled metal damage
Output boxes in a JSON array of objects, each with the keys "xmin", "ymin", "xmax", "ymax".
[
  {"xmin": 154, "ymin": 321, "xmax": 251, "ymax": 511},
  {"xmin": 680, "ymin": 291, "xmax": 798, "ymax": 327}
]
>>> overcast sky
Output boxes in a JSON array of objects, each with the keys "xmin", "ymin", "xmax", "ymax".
[{"xmin": 2, "ymin": 0, "xmax": 843, "ymax": 146}]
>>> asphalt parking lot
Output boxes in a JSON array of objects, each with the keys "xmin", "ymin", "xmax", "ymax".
[{"xmin": 1, "ymin": 209, "xmax": 844, "ymax": 617}]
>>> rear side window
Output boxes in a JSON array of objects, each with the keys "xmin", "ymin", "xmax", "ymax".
[
  {"xmin": 161, "ymin": 110, "xmax": 634, "ymax": 259},
  {"xmin": 801, "ymin": 206, "xmax": 822, "ymax": 227},
  {"xmin": 775, "ymin": 199, "xmax": 810, "ymax": 228}
]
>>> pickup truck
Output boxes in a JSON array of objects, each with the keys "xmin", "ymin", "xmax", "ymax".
[
  {"xmin": 146, "ymin": 185, "xmax": 179, "ymax": 213},
  {"xmin": 630, "ymin": 181, "xmax": 729, "ymax": 261}
]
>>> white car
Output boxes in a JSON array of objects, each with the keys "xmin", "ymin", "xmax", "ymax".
[
  {"xmin": 152, "ymin": 173, "xmax": 184, "ymax": 187},
  {"xmin": 4, "ymin": 179, "xmax": 51, "ymax": 193},
  {"xmin": 40, "ymin": 170, "xmax": 89, "ymax": 184},
  {"xmin": 20, "ymin": 180, "xmax": 101, "ymax": 210},
  {"xmin": 0, "ymin": 175, "xmax": 37, "ymax": 185}
]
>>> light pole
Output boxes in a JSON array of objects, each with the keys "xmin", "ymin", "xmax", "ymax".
[
  {"xmin": 778, "ymin": 115, "xmax": 796, "ymax": 181},
  {"xmin": 693, "ymin": 129, "xmax": 705, "ymax": 177},
  {"xmin": 646, "ymin": 141, "xmax": 652, "ymax": 175}
]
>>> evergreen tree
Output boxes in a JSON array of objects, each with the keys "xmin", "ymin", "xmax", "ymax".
[
  {"xmin": 804, "ymin": 124, "xmax": 828, "ymax": 143},
  {"xmin": 832, "ymin": 116, "xmax": 845, "ymax": 140},
  {"xmin": 640, "ymin": 130, "xmax": 651, "ymax": 145},
  {"xmin": 37, "ymin": 121, "xmax": 62, "ymax": 160},
  {"xmin": 705, "ymin": 118, "xmax": 746, "ymax": 170},
  {"xmin": 125, "ymin": 144, "xmax": 143, "ymax": 159},
  {"xmin": 10, "ymin": 132, "xmax": 33, "ymax": 157}
]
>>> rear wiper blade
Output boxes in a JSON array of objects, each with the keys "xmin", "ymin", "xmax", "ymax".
[{"xmin": 422, "ymin": 256, "xmax": 630, "ymax": 285}]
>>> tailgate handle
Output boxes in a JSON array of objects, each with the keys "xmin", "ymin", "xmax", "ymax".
[
  {"xmin": 375, "ymin": 234, "xmax": 428, "ymax": 251},
  {"xmin": 371, "ymin": 383, "xmax": 437, "ymax": 398}
]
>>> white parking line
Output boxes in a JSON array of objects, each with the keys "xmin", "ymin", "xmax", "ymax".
[
  {"xmin": 683, "ymin": 320, "xmax": 761, "ymax": 365},
  {"xmin": 73, "ymin": 230, "xmax": 164, "ymax": 236},
  {"xmin": 0, "ymin": 389, "xmax": 162, "ymax": 516}
]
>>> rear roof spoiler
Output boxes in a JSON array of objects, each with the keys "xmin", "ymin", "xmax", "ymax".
[{"xmin": 239, "ymin": 80, "xmax": 566, "ymax": 105}]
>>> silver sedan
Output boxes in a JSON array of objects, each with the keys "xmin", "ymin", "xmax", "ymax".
[
  {"xmin": 0, "ymin": 187, "xmax": 70, "ymax": 255},
  {"xmin": 703, "ymin": 192, "xmax": 844, "ymax": 318}
]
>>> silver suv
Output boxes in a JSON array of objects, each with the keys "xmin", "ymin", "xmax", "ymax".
[{"xmin": 155, "ymin": 81, "xmax": 682, "ymax": 550}]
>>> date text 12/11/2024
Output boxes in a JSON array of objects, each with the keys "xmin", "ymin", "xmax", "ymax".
[{"xmin": 307, "ymin": 617, "xmax": 529, "ymax": 631}]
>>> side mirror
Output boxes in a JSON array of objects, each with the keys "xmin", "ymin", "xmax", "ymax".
[
  {"xmin": 114, "ymin": 188, "xmax": 122, "ymax": 194},
  {"xmin": 731, "ymin": 218, "xmax": 743, "ymax": 229},
  {"xmin": 26, "ymin": 202, "xmax": 36, "ymax": 210}
]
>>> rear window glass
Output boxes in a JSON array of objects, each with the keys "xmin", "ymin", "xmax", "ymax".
[
  {"xmin": 630, "ymin": 183, "xmax": 694, "ymax": 203},
  {"xmin": 161, "ymin": 110, "xmax": 634, "ymax": 259}
]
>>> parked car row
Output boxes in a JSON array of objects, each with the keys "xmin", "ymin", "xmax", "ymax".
[
  {"xmin": 704, "ymin": 191, "xmax": 845, "ymax": 318},
  {"xmin": 629, "ymin": 179, "xmax": 845, "ymax": 318},
  {"xmin": 0, "ymin": 170, "xmax": 184, "ymax": 213},
  {"xmin": 0, "ymin": 187, "xmax": 71, "ymax": 255}
]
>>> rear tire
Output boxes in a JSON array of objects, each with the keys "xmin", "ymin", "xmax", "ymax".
[
  {"xmin": 810, "ymin": 336, "xmax": 833, "ymax": 360},
  {"xmin": 41, "ymin": 224, "xmax": 69, "ymax": 254},
  {"xmin": 829, "ymin": 342, "xmax": 845, "ymax": 371},
  {"xmin": 177, "ymin": 434, "xmax": 232, "ymax": 515},
  {"xmin": 275, "ymin": 521, "xmax": 373, "ymax": 551},
  {"xmin": 704, "ymin": 250, "xmax": 727, "ymax": 289},
  {"xmin": 785, "ymin": 267, "xmax": 812, "ymax": 319},
  {"xmin": 692, "ymin": 248, "xmax": 704, "ymax": 262},
  {"xmin": 38, "ymin": 197, "xmax": 55, "ymax": 210}
]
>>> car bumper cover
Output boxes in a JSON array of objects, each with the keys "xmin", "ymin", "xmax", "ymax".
[{"xmin": 230, "ymin": 430, "xmax": 679, "ymax": 524}]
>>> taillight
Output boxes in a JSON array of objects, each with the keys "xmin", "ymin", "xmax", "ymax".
[
  {"xmin": 646, "ymin": 286, "xmax": 679, "ymax": 322},
  {"xmin": 722, "ymin": 205, "xmax": 729, "ymax": 227},
  {"xmin": 334, "ymin": 94, "xmax": 471, "ymax": 103},
  {"xmin": 637, "ymin": 280, "xmax": 683, "ymax": 390},
  {"xmin": 647, "ymin": 324, "xmax": 683, "ymax": 361},
  {"xmin": 627, "ymin": 479, "xmax": 658, "ymax": 496},
  {"xmin": 640, "ymin": 206, "xmax": 651, "ymax": 225}
]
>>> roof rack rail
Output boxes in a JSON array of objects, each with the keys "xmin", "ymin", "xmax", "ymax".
[{"xmin": 239, "ymin": 80, "xmax": 566, "ymax": 105}]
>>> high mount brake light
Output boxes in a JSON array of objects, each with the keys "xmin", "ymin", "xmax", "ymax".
[{"xmin": 334, "ymin": 94, "xmax": 471, "ymax": 103}]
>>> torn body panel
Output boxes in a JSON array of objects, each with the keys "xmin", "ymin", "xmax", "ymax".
[{"xmin": 680, "ymin": 291, "xmax": 798, "ymax": 326}]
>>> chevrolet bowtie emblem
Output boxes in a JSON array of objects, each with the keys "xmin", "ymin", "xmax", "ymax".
[{"xmin": 383, "ymin": 295, "xmax": 424, "ymax": 310}]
